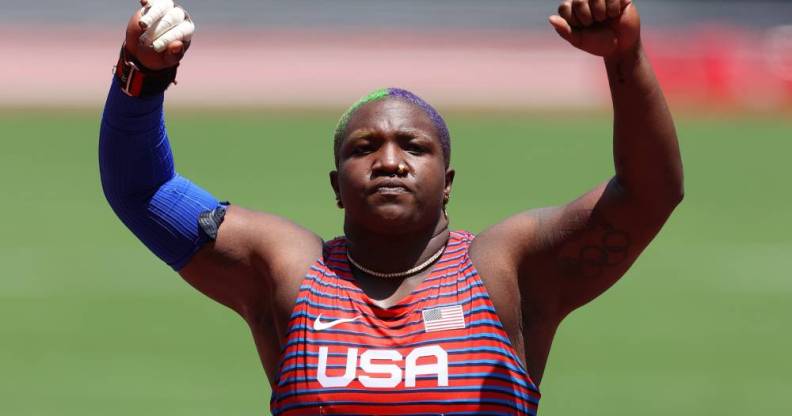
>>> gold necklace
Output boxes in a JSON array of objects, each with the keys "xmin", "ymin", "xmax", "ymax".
[{"xmin": 347, "ymin": 245, "xmax": 446, "ymax": 279}]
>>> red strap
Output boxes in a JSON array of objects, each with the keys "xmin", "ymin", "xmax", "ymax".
[{"xmin": 114, "ymin": 45, "xmax": 178, "ymax": 97}]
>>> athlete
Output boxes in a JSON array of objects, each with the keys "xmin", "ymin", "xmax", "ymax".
[{"xmin": 99, "ymin": 0, "xmax": 683, "ymax": 414}]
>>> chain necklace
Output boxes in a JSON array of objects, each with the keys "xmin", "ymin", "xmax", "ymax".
[{"xmin": 347, "ymin": 245, "xmax": 446, "ymax": 279}]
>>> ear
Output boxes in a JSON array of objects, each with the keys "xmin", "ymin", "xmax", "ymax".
[
  {"xmin": 444, "ymin": 168, "xmax": 455, "ymax": 202},
  {"xmin": 329, "ymin": 170, "xmax": 341, "ymax": 202}
]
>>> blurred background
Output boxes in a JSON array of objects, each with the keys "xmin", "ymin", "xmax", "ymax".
[{"xmin": 1, "ymin": 0, "xmax": 790, "ymax": 415}]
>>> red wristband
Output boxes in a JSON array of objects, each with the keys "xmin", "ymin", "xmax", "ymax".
[{"xmin": 114, "ymin": 45, "xmax": 178, "ymax": 97}]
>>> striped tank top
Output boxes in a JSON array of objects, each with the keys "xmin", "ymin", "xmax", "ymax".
[{"xmin": 270, "ymin": 230, "xmax": 540, "ymax": 415}]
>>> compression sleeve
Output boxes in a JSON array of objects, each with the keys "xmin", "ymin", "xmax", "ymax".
[{"xmin": 99, "ymin": 78, "xmax": 223, "ymax": 270}]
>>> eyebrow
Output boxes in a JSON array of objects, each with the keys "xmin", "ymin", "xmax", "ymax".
[
  {"xmin": 346, "ymin": 129, "xmax": 376, "ymax": 141},
  {"xmin": 347, "ymin": 127, "xmax": 434, "ymax": 142},
  {"xmin": 395, "ymin": 128, "xmax": 434, "ymax": 141}
]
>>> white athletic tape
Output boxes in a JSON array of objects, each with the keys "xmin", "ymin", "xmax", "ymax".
[
  {"xmin": 139, "ymin": 0, "xmax": 175, "ymax": 30},
  {"xmin": 152, "ymin": 19, "xmax": 196, "ymax": 52},
  {"xmin": 144, "ymin": 6, "xmax": 185, "ymax": 44}
]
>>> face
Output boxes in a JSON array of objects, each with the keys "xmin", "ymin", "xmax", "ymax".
[{"xmin": 330, "ymin": 98, "xmax": 454, "ymax": 235}]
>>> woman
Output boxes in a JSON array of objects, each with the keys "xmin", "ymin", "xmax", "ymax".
[{"xmin": 100, "ymin": 0, "xmax": 683, "ymax": 414}]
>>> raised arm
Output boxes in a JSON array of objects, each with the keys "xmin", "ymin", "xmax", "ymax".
[
  {"xmin": 100, "ymin": 1, "xmax": 209, "ymax": 270},
  {"xmin": 100, "ymin": 1, "xmax": 321, "ymax": 319},
  {"xmin": 472, "ymin": 0, "xmax": 683, "ymax": 323}
]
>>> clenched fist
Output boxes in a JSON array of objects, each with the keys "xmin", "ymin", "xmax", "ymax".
[
  {"xmin": 124, "ymin": 0, "xmax": 195, "ymax": 70},
  {"xmin": 549, "ymin": 0, "xmax": 640, "ymax": 58}
]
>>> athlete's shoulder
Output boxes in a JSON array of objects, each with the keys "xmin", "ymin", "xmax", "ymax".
[
  {"xmin": 208, "ymin": 205, "xmax": 324, "ymax": 289},
  {"xmin": 224, "ymin": 205, "xmax": 322, "ymax": 244}
]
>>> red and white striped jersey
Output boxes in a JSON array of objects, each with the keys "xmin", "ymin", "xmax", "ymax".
[{"xmin": 270, "ymin": 231, "xmax": 540, "ymax": 415}]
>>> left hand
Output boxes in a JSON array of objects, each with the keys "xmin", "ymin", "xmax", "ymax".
[{"xmin": 549, "ymin": 0, "xmax": 641, "ymax": 58}]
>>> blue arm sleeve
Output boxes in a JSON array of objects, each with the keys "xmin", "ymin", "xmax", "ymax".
[{"xmin": 99, "ymin": 78, "xmax": 223, "ymax": 270}]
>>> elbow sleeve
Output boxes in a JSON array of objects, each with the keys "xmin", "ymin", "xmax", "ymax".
[
  {"xmin": 100, "ymin": 79, "xmax": 224, "ymax": 270},
  {"xmin": 107, "ymin": 174, "xmax": 223, "ymax": 270}
]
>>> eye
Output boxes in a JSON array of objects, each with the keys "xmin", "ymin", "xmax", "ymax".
[
  {"xmin": 405, "ymin": 142, "xmax": 427, "ymax": 155},
  {"xmin": 351, "ymin": 142, "xmax": 374, "ymax": 156}
]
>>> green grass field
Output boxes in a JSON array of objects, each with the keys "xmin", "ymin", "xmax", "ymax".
[{"xmin": 1, "ymin": 107, "xmax": 790, "ymax": 415}]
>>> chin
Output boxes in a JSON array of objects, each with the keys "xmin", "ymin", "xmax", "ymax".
[{"xmin": 369, "ymin": 205, "xmax": 419, "ymax": 234}]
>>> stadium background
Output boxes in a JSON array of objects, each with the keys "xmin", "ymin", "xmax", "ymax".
[{"xmin": 1, "ymin": 0, "xmax": 790, "ymax": 414}]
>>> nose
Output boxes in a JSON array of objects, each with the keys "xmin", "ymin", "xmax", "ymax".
[{"xmin": 372, "ymin": 142, "xmax": 407, "ymax": 177}]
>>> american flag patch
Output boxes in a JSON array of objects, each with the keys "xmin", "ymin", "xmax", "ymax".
[{"xmin": 422, "ymin": 304, "xmax": 466, "ymax": 333}]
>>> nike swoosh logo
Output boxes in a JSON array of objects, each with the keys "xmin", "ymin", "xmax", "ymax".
[{"xmin": 313, "ymin": 314, "xmax": 362, "ymax": 331}]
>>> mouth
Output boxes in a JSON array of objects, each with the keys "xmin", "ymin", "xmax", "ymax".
[
  {"xmin": 370, "ymin": 179, "xmax": 411, "ymax": 195},
  {"xmin": 375, "ymin": 186, "xmax": 409, "ymax": 195}
]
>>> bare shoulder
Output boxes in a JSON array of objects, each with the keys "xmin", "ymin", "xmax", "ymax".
[
  {"xmin": 469, "ymin": 207, "xmax": 562, "ymax": 319},
  {"xmin": 470, "ymin": 207, "xmax": 563, "ymax": 289},
  {"xmin": 467, "ymin": 209, "xmax": 564, "ymax": 380},
  {"xmin": 223, "ymin": 205, "xmax": 324, "ymax": 270},
  {"xmin": 179, "ymin": 204, "xmax": 323, "ymax": 319},
  {"xmin": 470, "ymin": 207, "xmax": 555, "ymax": 267}
]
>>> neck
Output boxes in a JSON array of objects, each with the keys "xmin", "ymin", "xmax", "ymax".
[{"xmin": 344, "ymin": 217, "xmax": 450, "ymax": 274}]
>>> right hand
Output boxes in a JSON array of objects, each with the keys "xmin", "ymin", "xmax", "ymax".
[{"xmin": 124, "ymin": 0, "xmax": 195, "ymax": 70}]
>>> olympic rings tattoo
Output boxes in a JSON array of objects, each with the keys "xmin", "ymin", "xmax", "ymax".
[{"xmin": 557, "ymin": 217, "xmax": 631, "ymax": 279}]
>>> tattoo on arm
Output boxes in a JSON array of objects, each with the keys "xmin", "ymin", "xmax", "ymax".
[{"xmin": 556, "ymin": 215, "xmax": 631, "ymax": 279}]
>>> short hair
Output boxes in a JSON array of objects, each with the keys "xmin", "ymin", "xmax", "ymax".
[{"xmin": 333, "ymin": 88, "xmax": 451, "ymax": 168}]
